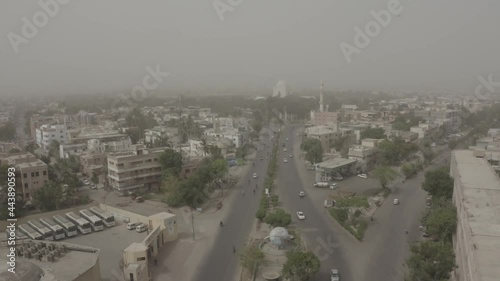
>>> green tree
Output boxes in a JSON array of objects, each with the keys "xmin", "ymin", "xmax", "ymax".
[
  {"xmin": 422, "ymin": 202, "xmax": 457, "ymax": 242},
  {"xmin": 360, "ymin": 127, "xmax": 386, "ymax": 139},
  {"xmin": 48, "ymin": 140, "xmax": 60, "ymax": 159},
  {"xmin": 159, "ymin": 148, "xmax": 183, "ymax": 177},
  {"xmin": 405, "ymin": 241, "xmax": 455, "ymax": 281},
  {"xmin": 372, "ymin": 166, "xmax": 399, "ymax": 189},
  {"xmin": 264, "ymin": 208, "xmax": 292, "ymax": 227},
  {"xmin": 270, "ymin": 194, "xmax": 279, "ymax": 207},
  {"xmin": 34, "ymin": 181, "xmax": 64, "ymax": 211},
  {"xmin": 401, "ymin": 162, "xmax": 417, "ymax": 178},
  {"xmin": 282, "ymin": 251, "xmax": 320, "ymax": 281},
  {"xmin": 125, "ymin": 107, "xmax": 158, "ymax": 133},
  {"xmin": 422, "ymin": 148, "xmax": 435, "ymax": 165},
  {"xmin": 239, "ymin": 244, "xmax": 265, "ymax": 273},
  {"xmin": 300, "ymin": 138, "xmax": 323, "ymax": 164},
  {"xmin": 421, "ymin": 167, "xmax": 454, "ymax": 199}
]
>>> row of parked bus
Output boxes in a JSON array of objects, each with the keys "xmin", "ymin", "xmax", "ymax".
[{"xmin": 17, "ymin": 207, "xmax": 115, "ymax": 241}]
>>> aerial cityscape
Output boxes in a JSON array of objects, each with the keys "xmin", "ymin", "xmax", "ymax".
[{"xmin": 1, "ymin": 1, "xmax": 500, "ymax": 281}]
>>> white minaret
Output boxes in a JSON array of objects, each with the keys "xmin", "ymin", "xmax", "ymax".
[{"xmin": 319, "ymin": 80, "xmax": 324, "ymax": 112}]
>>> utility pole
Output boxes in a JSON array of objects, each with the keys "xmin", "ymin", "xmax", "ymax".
[{"xmin": 191, "ymin": 213, "xmax": 195, "ymax": 240}]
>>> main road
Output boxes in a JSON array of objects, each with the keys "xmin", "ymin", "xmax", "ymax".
[
  {"xmin": 276, "ymin": 125, "xmax": 353, "ymax": 281},
  {"xmin": 193, "ymin": 128, "xmax": 275, "ymax": 281}
]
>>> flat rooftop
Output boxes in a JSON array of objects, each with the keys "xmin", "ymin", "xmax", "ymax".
[
  {"xmin": 452, "ymin": 150, "xmax": 500, "ymax": 281},
  {"xmin": 316, "ymin": 158, "xmax": 357, "ymax": 170},
  {"xmin": 0, "ymin": 240, "xmax": 99, "ymax": 281}
]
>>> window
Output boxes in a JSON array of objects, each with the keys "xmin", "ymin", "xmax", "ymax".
[
  {"xmin": 35, "ymin": 172, "xmax": 39, "ymax": 177},
  {"xmin": 136, "ymin": 257, "xmax": 146, "ymax": 261},
  {"xmin": 24, "ymin": 183, "xmax": 28, "ymax": 188},
  {"xmin": 31, "ymin": 172, "xmax": 34, "ymax": 177},
  {"xmin": 43, "ymin": 171, "xmax": 47, "ymax": 176},
  {"xmin": 23, "ymin": 173, "xmax": 27, "ymax": 178}
]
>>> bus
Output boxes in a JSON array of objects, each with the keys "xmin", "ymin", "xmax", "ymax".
[
  {"xmin": 53, "ymin": 214, "xmax": 78, "ymax": 237},
  {"xmin": 89, "ymin": 207, "xmax": 115, "ymax": 227},
  {"xmin": 28, "ymin": 220, "xmax": 54, "ymax": 241},
  {"xmin": 19, "ymin": 224, "xmax": 43, "ymax": 240},
  {"xmin": 40, "ymin": 218, "xmax": 66, "ymax": 240},
  {"xmin": 79, "ymin": 209, "xmax": 104, "ymax": 231},
  {"xmin": 65, "ymin": 212, "xmax": 92, "ymax": 234}
]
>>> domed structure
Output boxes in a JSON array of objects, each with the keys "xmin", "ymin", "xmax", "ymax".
[
  {"xmin": 0, "ymin": 260, "xmax": 43, "ymax": 281},
  {"xmin": 272, "ymin": 80, "xmax": 288, "ymax": 98},
  {"xmin": 269, "ymin": 227, "xmax": 290, "ymax": 246}
]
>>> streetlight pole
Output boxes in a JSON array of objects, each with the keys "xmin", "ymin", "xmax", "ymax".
[{"xmin": 191, "ymin": 213, "xmax": 195, "ymax": 240}]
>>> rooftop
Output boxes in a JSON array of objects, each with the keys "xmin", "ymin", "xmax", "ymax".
[
  {"xmin": 316, "ymin": 158, "xmax": 357, "ymax": 170},
  {"xmin": 0, "ymin": 240, "xmax": 100, "ymax": 281},
  {"xmin": 452, "ymin": 150, "xmax": 500, "ymax": 281}
]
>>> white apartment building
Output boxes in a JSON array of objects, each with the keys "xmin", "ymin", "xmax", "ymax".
[
  {"xmin": 410, "ymin": 122, "xmax": 439, "ymax": 139},
  {"xmin": 36, "ymin": 124, "xmax": 68, "ymax": 153},
  {"xmin": 107, "ymin": 145, "xmax": 165, "ymax": 193},
  {"xmin": 88, "ymin": 137, "xmax": 132, "ymax": 153},
  {"xmin": 450, "ymin": 150, "xmax": 500, "ymax": 281},
  {"xmin": 204, "ymin": 128, "xmax": 243, "ymax": 148}
]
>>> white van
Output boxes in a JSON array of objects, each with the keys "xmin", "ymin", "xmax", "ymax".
[
  {"xmin": 136, "ymin": 224, "xmax": 147, "ymax": 233},
  {"xmin": 127, "ymin": 222, "xmax": 138, "ymax": 230}
]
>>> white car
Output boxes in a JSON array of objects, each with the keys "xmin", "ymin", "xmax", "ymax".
[
  {"xmin": 299, "ymin": 191, "xmax": 305, "ymax": 197},
  {"xmin": 357, "ymin": 173, "xmax": 368, "ymax": 179},
  {"xmin": 283, "ymin": 148, "xmax": 287, "ymax": 152},
  {"xmin": 393, "ymin": 198, "xmax": 400, "ymax": 205},
  {"xmin": 330, "ymin": 269, "xmax": 340, "ymax": 281},
  {"xmin": 283, "ymin": 158, "xmax": 288, "ymax": 163},
  {"xmin": 136, "ymin": 223, "xmax": 147, "ymax": 233},
  {"xmin": 253, "ymin": 173, "xmax": 258, "ymax": 179},
  {"xmin": 296, "ymin": 212, "xmax": 305, "ymax": 220},
  {"xmin": 83, "ymin": 179, "xmax": 90, "ymax": 185},
  {"xmin": 289, "ymin": 154, "xmax": 293, "ymax": 158},
  {"xmin": 127, "ymin": 222, "xmax": 138, "ymax": 230}
]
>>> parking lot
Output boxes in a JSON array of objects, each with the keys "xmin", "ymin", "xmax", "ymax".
[{"xmin": 64, "ymin": 221, "xmax": 149, "ymax": 281}]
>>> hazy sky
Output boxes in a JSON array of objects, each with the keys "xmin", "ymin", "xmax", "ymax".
[{"xmin": 1, "ymin": 0, "xmax": 499, "ymax": 96}]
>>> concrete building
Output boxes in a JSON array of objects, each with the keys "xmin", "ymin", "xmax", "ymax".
[
  {"xmin": 450, "ymin": 150, "xmax": 500, "ymax": 281},
  {"xmin": 0, "ymin": 152, "xmax": 48, "ymax": 200},
  {"xmin": 36, "ymin": 124, "xmax": 68, "ymax": 153},
  {"xmin": 204, "ymin": 127, "xmax": 243, "ymax": 148},
  {"xmin": 410, "ymin": 122, "xmax": 439, "ymax": 139},
  {"xmin": 80, "ymin": 152, "xmax": 107, "ymax": 178},
  {"xmin": 107, "ymin": 145, "xmax": 165, "ymax": 194},
  {"xmin": 0, "ymin": 241, "xmax": 101, "ymax": 281},
  {"xmin": 310, "ymin": 111, "xmax": 339, "ymax": 126},
  {"xmin": 59, "ymin": 142, "xmax": 88, "ymax": 159},
  {"xmin": 304, "ymin": 126, "xmax": 342, "ymax": 152}
]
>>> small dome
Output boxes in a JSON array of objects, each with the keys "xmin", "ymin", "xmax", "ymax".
[
  {"xmin": 269, "ymin": 227, "xmax": 290, "ymax": 246},
  {"xmin": 0, "ymin": 260, "xmax": 43, "ymax": 281}
]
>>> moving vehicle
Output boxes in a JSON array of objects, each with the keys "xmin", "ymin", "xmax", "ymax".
[
  {"xmin": 332, "ymin": 175, "xmax": 343, "ymax": 181},
  {"xmin": 89, "ymin": 207, "xmax": 116, "ymax": 227},
  {"xmin": 253, "ymin": 173, "xmax": 258, "ymax": 179},
  {"xmin": 330, "ymin": 269, "xmax": 340, "ymax": 281},
  {"xmin": 324, "ymin": 199, "xmax": 334, "ymax": 208},
  {"xmin": 66, "ymin": 212, "xmax": 92, "ymax": 234},
  {"xmin": 80, "ymin": 209, "xmax": 104, "ymax": 231},
  {"xmin": 39, "ymin": 218, "xmax": 66, "ymax": 240},
  {"xmin": 283, "ymin": 158, "xmax": 288, "ymax": 163},
  {"xmin": 136, "ymin": 223, "xmax": 148, "ymax": 233},
  {"xmin": 28, "ymin": 220, "xmax": 54, "ymax": 241},
  {"xmin": 393, "ymin": 198, "xmax": 400, "ymax": 205},
  {"xmin": 357, "ymin": 173, "xmax": 368, "ymax": 179},
  {"xmin": 283, "ymin": 148, "xmax": 287, "ymax": 152},
  {"xmin": 289, "ymin": 154, "xmax": 293, "ymax": 158},
  {"xmin": 82, "ymin": 179, "xmax": 90, "ymax": 185},
  {"xmin": 299, "ymin": 191, "xmax": 305, "ymax": 197},
  {"xmin": 296, "ymin": 212, "xmax": 306, "ymax": 220},
  {"xmin": 313, "ymin": 182, "xmax": 336, "ymax": 189},
  {"xmin": 127, "ymin": 222, "xmax": 138, "ymax": 230},
  {"xmin": 53, "ymin": 215, "xmax": 78, "ymax": 237}
]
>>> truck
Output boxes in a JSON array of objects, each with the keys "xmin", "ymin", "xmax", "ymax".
[{"xmin": 313, "ymin": 182, "xmax": 337, "ymax": 189}]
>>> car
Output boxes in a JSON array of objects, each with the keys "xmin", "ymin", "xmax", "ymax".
[
  {"xmin": 253, "ymin": 173, "xmax": 258, "ymax": 179},
  {"xmin": 393, "ymin": 198, "xmax": 399, "ymax": 205},
  {"xmin": 82, "ymin": 179, "xmax": 90, "ymax": 185},
  {"xmin": 443, "ymin": 159, "xmax": 447, "ymax": 163},
  {"xmin": 329, "ymin": 183, "xmax": 338, "ymax": 189},
  {"xmin": 283, "ymin": 148, "xmax": 287, "ymax": 152},
  {"xmin": 289, "ymin": 154, "xmax": 293, "ymax": 158},
  {"xmin": 260, "ymin": 157, "xmax": 263, "ymax": 160},
  {"xmin": 357, "ymin": 173, "xmax": 367, "ymax": 179},
  {"xmin": 330, "ymin": 269, "xmax": 340, "ymax": 281},
  {"xmin": 296, "ymin": 212, "xmax": 305, "ymax": 220},
  {"xmin": 299, "ymin": 191, "xmax": 305, "ymax": 197},
  {"xmin": 127, "ymin": 222, "xmax": 138, "ymax": 230},
  {"xmin": 422, "ymin": 232, "xmax": 430, "ymax": 237},
  {"xmin": 136, "ymin": 223, "xmax": 147, "ymax": 233},
  {"xmin": 90, "ymin": 184, "xmax": 97, "ymax": 190},
  {"xmin": 286, "ymin": 138, "xmax": 289, "ymax": 141},
  {"xmin": 283, "ymin": 158, "xmax": 288, "ymax": 163}
]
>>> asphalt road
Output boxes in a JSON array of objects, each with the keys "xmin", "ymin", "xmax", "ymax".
[
  {"xmin": 276, "ymin": 125, "xmax": 353, "ymax": 281},
  {"xmin": 361, "ymin": 149, "xmax": 451, "ymax": 281},
  {"xmin": 193, "ymin": 130, "xmax": 275, "ymax": 281}
]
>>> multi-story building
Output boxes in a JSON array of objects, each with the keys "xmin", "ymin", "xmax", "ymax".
[
  {"xmin": 310, "ymin": 111, "xmax": 339, "ymax": 126},
  {"xmin": 450, "ymin": 150, "xmax": 500, "ymax": 281},
  {"xmin": 107, "ymin": 145, "xmax": 164, "ymax": 194},
  {"xmin": 80, "ymin": 152, "xmax": 107, "ymax": 178},
  {"xmin": 304, "ymin": 126, "xmax": 343, "ymax": 152},
  {"xmin": 36, "ymin": 124, "xmax": 68, "ymax": 153},
  {"xmin": 204, "ymin": 127, "xmax": 243, "ymax": 148},
  {"xmin": 0, "ymin": 152, "xmax": 49, "ymax": 200}
]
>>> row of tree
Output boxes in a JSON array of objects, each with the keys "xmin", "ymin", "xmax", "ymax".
[
  {"xmin": 405, "ymin": 167, "xmax": 457, "ymax": 281},
  {"xmin": 300, "ymin": 138, "xmax": 323, "ymax": 164}
]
